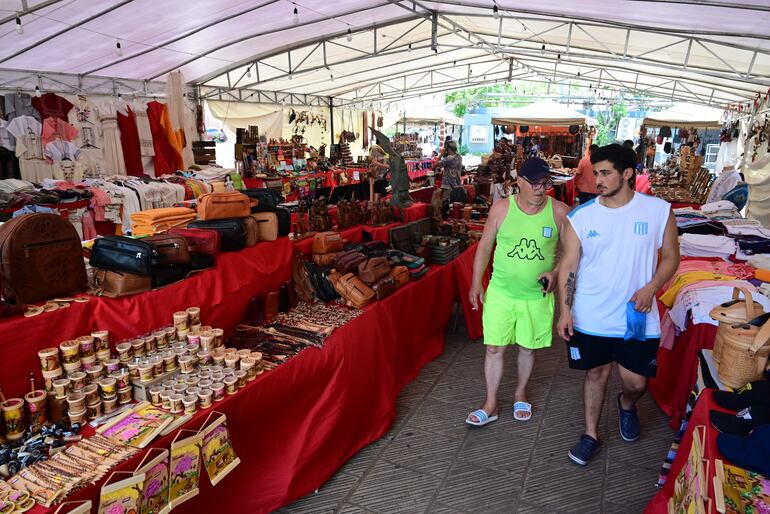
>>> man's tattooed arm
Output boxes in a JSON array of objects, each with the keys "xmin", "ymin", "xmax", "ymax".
[{"xmin": 565, "ymin": 272, "xmax": 576, "ymax": 307}]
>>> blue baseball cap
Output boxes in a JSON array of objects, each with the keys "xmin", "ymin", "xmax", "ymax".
[
  {"xmin": 518, "ymin": 157, "xmax": 550, "ymax": 182},
  {"xmin": 717, "ymin": 424, "xmax": 770, "ymax": 477}
]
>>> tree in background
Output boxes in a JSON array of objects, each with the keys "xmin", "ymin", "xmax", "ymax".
[
  {"xmin": 445, "ymin": 82, "xmax": 554, "ymax": 118},
  {"xmin": 594, "ymin": 101, "xmax": 629, "ymax": 146}
]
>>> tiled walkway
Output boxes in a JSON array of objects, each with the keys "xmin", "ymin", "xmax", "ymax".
[{"xmin": 279, "ymin": 326, "xmax": 674, "ymax": 513}]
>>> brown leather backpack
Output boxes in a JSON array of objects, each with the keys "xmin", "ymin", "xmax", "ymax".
[
  {"xmin": 0, "ymin": 213, "xmax": 87, "ymax": 304},
  {"xmin": 338, "ymin": 273, "xmax": 374, "ymax": 308}
]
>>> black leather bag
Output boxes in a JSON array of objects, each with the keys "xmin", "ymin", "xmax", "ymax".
[
  {"xmin": 90, "ymin": 236, "xmax": 162, "ymax": 276},
  {"xmin": 190, "ymin": 252, "xmax": 215, "ymax": 271},
  {"xmin": 188, "ymin": 219, "xmax": 246, "ymax": 252},
  {"xmin": 304, "ymin": 261, "xmax": 339, "ymax": 301},
  {"xmin": 151, "ymin": 262, "xmax": 192, "ymax": 289},
  {"xmin": 243, "ymin": 188, "xmax": 281, "ymax": 212},
  {"xmin": 276, "ymin": 206, "xmax": 291, "ymax": 236}
]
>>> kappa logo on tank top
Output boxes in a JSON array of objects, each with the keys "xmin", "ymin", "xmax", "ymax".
[{"xmin": 507, "ymin": 238, "xmax": 544, "ymax": 260}]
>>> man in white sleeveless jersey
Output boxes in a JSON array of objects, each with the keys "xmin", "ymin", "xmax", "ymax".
[{"xmin": 557, "ymin": 144, "xmax": 679, "ymax": 466}]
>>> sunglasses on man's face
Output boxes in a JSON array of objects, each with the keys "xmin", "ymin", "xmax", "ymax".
[{"xmin": 521, "ymin": 176, "xmax": 554, "ymax": 190}]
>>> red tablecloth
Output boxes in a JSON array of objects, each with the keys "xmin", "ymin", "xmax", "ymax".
[
  {"xmin": 0, "ymin": 238, "xmax": 295, "ymax": 398},
  {"xmin": 28, "ymin": 256, "xmax": 457, "ymax": 514},
  {"xmin": 649, "ymin": 322, "xmax": 717, "ymax": 429},
  {"xmin": 453, "ymin": 243, "xmax": 491, "ymax": 341},
  {"xmin": 645, "ymin": 389, "xmax": 725, "ymax": 514},
  {"xmin": 410, "ymin": 186, "xmax": 436, "ymax": 204}
]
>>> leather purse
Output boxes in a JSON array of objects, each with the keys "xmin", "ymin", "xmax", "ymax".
[
  {"xmin": 276, "ymin": 207, "xmax": 291, "ymax": 236},
  {"xmin": 333, "ymin": 251, "xmax": 366, "ymax": 275},
  {"xmin": 362, "ymin": 240, "xmax": 388, "ymax": 256},
  {"xmin": 264, "ymin": 290, "xmax": 280, "ymax": 320},
  {"xmin": 357, "ymin": 256, "xmax": 391, "ymax": 285},
  {"xmin": 389, "ymin": 265, "xmax": 409, "ymax": 288},
  {"xmin": 196, "ymin": 192, "xmax": 251, "ymax": 220},
  {"xmin": 313, "ymin": 251, "xmax": 342, "ymax": 266},
  {"xmin": 168, "ymin": 228, "xmax": 220, "ymax": 255},
  {"xmin": 242, "ymin": 216, "xmax": 259, "ymax": 246},
  {"xmin": 251, "ymin": 212, "xmax": 278, "ymax": 242},
  {"xmin": 188, "ymin": 219, "xmax": 246, "ymax": 252},
  {"xmin": 90, "ymin": 235, "xmax": 161, "ymax": 276},
  {"xmin": 339, "ymin": 273, "xmax": 374, "ymax": 308},
  {"xmin": 151, "ymin": 262, "xmax": 192, "ymax": 289},
  {"xmin": 372, "ymin": 275, "xmax": 397, "ymax": 300},
  {"xmin": 243, "ymin": 188, "xmax": 280, "ymax": 212},
  {"xmin": 0, "ymin": 213, "xmax": 88, "ymax": 304},
  {"xmin": 312, "ymin": 231, "xmax": 344, "ymax": 254},
  {"xmin": 92, "ymin": 268, "xmax": 151, "ymax": 298},
  {"xmin": 145, "ymin": 234, "xmax": 191, "ymax": 264},
  {"xmin": 292, "ymin": 255, "xmax": 316, "ymax": 303},
  {"xmin": 305, "ymin": 262, "xmax": 339, "ymax": 301}
]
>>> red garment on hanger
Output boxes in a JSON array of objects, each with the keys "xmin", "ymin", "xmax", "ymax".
[
  {"xmin": 147, "ymin": 101, "xmax": 183, "ymax": 174},
  {"xmin": 117, "ymin": 107, "xmax": 144, "ymax": 177},
  {"xmin": 32, "ymin": 93, "xmax": 73, "ymax": 122}
]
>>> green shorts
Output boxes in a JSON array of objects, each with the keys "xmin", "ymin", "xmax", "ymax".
[{"xmin": 482, "ymin": 288, "xmax": 554, "ymax": 349}]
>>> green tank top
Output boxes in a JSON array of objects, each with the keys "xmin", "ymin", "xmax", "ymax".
[{"xmin": 488, "ymin": 195, "xmax": 558, "ymax": 299}]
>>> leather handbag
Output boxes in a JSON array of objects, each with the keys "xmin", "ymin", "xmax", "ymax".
[
  {"xmin": 145, "ymin": 234, "xmax": 191, "ymax": 264},
  {"xmin": 196, "ymin": 192, "xmax": 251, "ymax": 220},
  {"xmin": 305, "ymin": 261, "xmax": 339, "ymax": 302},
  {"xmin": 243, "ymin": 188, "xmax": 280, "ymax": 212},
  {"xmin": 362, "ymin": 240, "xmax": 388, "ymax": 256},
  {"xmin": 151, "ymin": 262, "xmax": 192, "ymax": 289},
  {"xmin": 242, "ymin": 216, "xmax": 259, "ymax": 246},
  {"xmin": 358, "ymin": 256, "xmax": 391, "ymax": 285},
  {"xmin": 190, "ymin": 252, "xmax": 215, "ymax": 271},
  {"xmin": 168, "ymin": 228, "xmax": 220, "ymax": 255},
  {"xmin": 264, "ymin": 290, "xmax": 281, "ymax": 320},
  {"xmin": 313, "ymin": 251, "xmax": 342, "ymax": 266},
  {"xmin": 0, "ymin": 213, "xmax": 88, "ymax": 304},
  {"xmin": 251, "ymin": 212, "xmax": 278, "ymax": 242},
  {"xmin": 333, "ymin": 251, "xmax": 366, "ymax": 275},
  {"xmin": 292, "ymin": 255, "xmax": 316, "ymax": 303},
  {"xmin": 90, "ymin": 235, "xmax": 161, "ymax": 276},
  {"xmin": 92, "ymin": 268, "xmax": 151, "ymax": 298},
  {"xmin": 312, "ymin": 232, "xmax": 344, "ymax": 254},
  {"xmin": 276, "ymin": 206, "xmax": 291, "ymax": 236},
  {"xmin": 389, "ymin": 265, "xmax": 409, "ymax": 288},
  {"xmin": 339, "ymin": 273, "xmax": 374, "ymax": 309},
  {"xmin": 372, "ymin": 275, "xmax": 397, "ymax": 300},
  {"xmin": 188, "ymin": 219, "xmax": 246, "ymax": 252}
]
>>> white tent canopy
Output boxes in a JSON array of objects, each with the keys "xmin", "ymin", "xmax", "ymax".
[
  {"xmin": 491, "ymin": 99, "xmax": 595, "ymax": 126},
  {"xmin": 642, "ymin": 102, "xmax": 725, "ymax": 129},
  {"xmin": 1, "ymin": 1, "xmax": 769, "ymax": 108}
]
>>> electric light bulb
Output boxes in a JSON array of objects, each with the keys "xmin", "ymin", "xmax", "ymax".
[
  {"xmin": 35, "ymin": 86, "xmax": 41, "ymax": 97},
  {"xmin": 15, "ymin": 16, "xmax": 22, "ymax": 35},
  {"xmin": 293, "ymin": 7, "xmax": 299, "ymax": 25},
  {"xmin": 116, "ymin": 41, "xmax": 122, "ymax": 57},
  {"xmin": 246, "ymin": 67, "xmax": 252, "ymax": 78},
  {"xmin": 492, "ymin": 3, "xmax": 499, "ymax": 19},
  {"xmin": 346, "ymin": 28, "xmax": 352, "ymax": 42}
]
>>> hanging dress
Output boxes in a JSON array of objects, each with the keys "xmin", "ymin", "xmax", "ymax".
[
  {"xmin": 147, "ymin": 100, "xmax": 183, "ymax": 174},
  {"xmin": 117, "ymin": 106, "xmax": 144, "ymax": 177},
  {"xmin": 68, "ymin": 95, "xmax": 106, "ymax": 177},
  {"xmin": 98, "ymin": 102, "xmax": 127, "ymax": 176}
]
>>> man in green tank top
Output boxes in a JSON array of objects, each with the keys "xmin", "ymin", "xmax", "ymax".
[{"xmin": 467, "ymin": 158, "xmax": 570, "ymax": 426}]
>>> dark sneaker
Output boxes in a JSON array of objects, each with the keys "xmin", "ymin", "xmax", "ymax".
[
  {"xmin": 568, "ymin": 434, "xmax": 601, "ymax": 466},
  {"xmin": 617, "ymin": 393, "xmax": 641, "ymax": 442}
]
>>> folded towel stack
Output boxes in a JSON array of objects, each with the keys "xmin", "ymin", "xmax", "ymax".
[{"xmin": 131, "ymin": 207, "xmax": 197, "ymax": 236}]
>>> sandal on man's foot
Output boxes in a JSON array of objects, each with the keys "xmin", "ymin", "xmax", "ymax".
[
  {"xmin": 513, "ymin": 402, "xmax": 532, "ymax": 421},
  {"xmin": 465, "ymin": 409, "xmax": 498, "ymax": 427},
  {"xmin": 568, "ymin": 434, "xmax": 601, "ymax": 466}
]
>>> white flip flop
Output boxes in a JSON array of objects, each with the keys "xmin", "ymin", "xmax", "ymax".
[
  {"xmin": 466, "ymin": 409, "xmax": 498, "ymax": 427},
  {"xmin": 513, "ymin": 401, "xmax": 532, "ymax": 421}
]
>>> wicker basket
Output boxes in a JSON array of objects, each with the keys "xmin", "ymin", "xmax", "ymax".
[
  {"xmin": 709, "ymin": 287, "xmax": 765, "ymax": 364},
  {"xmin": 716, "ymin": 318, "xmax": 770, "ymax": 388}
]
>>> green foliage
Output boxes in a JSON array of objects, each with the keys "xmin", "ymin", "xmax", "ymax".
[
  {"xmin": 459, "ymin": 144, "xmax": 470, "ymax": 155},
  {"xmin": 594, "ymin": 102, "xmax": 629, "ymax": 146},
  {"xmin": 445, "ymin": 82, "xmax": 550, "ymax": 118}
]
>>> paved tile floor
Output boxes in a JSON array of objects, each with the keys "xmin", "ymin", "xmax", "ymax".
[{"xmin": 278, "ymin": 324, "xmax": 674, "ymax": 513}]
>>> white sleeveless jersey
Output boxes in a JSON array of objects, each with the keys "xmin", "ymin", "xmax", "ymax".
[{"xmin": 567, "ymin": 193, "xmax": 671, "ymax": 338}]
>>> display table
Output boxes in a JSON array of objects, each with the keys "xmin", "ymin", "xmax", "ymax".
[
  {"xmin": 0, "ymin": 239, "xmax": 295, "ymax": 398},
  {"xmin": 644, "ymin": 388, "xmax": 726, "ymax": 514},
  {"xmin": 649, "ymin": 321, "xmax": 717, "ymax": 429},
  {"xmin": 26, "ymin": 254, "xmax": 457, "ymax": 514},
  {"xmin": 453, "ymin": 243, "xmax": 492, "ymax": 341}
]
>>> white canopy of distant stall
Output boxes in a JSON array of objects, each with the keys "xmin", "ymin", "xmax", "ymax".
[
  {"xmin": 400, "ymin": 115, "xmax": 464, "ymax": 126},
  {"xmin": 642, "ymin": 103, "xmax": 725, "ymax": 129},
  {"xmin": 491, "ymin": 99, "xmax": 596, "ymax": 126}
]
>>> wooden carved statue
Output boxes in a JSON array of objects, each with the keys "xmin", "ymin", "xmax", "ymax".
[{"xmin": 371, "ymin": 127, "xmax": 413, "ymax": 208}]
